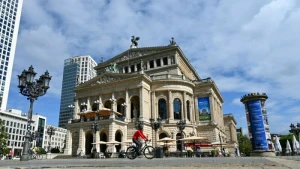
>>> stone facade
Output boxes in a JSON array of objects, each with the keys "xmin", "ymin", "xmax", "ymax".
[{"xmin": 64, "ymin": 43, "xmax": 238, "ymax": 156}]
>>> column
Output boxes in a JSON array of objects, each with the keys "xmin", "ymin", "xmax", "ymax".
[
  {"xmin": 87, "ymin": 97, "xmax": 91, "ymax": 111},
  {"xmin": 74, "ymin": 99, "xmax": 79, "ymax": 119},
  {"xmin": 125, "ymin": 89, "xmax": 130, "ymax": 121},
  {"xmin": 139, "ymin": 86, "xmax": 144, "ymax": 120},
  {"xmin": 109, "ymin": 122, "xmax": 116, "ymax": 152},
  {"xmin": 168, "ymin": 90, "xmax": 174, "ymax": 120},
  {"xmin": 78, "ymin": 128, "xmax": 85, "ymax": 153},
  {"xmin": 194, "ymin": 96, "xmax": 199, "ymax": 123},
  {"xmin": 151, "ymin": 91, "xmax": 155, "ymax": 119},
  {"xmin": 99, "ymin": 95, "xmax": 103, "ymax": 109},
  {"xmin": 64, "ymin": 130, "xmax": 72, "ymax": 155},
  {"xmin": 183, "ymin": 91, "xmax": 187, "ymax": 120},
  {"xmin": 96, "ymin": 130, "xmax": 100, "ymax": 152},
  {"xmin": 209, "ymin": 95, "xmax": 215, "ymax": 123}
]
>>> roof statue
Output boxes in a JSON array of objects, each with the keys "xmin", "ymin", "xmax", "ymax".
[
  {"xmin": 130, "ymin": 36, "xmax": 140, "ymax": 48},
  {"xmin": 169, "ymin": 37, "xmax": 177, "ymax": 46},
  {"xmin": 105, "ymin": 62, "xmax": 119, "ymax": 73}
]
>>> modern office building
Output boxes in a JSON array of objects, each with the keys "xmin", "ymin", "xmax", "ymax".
[
  {"xmin": 0, "ymin": 0, "xmax": 23, "ymax": 110},
  {"xmin": 58, "ymin": 56, "xmax": 97, "ymax": 128},
  {"xmin": 0, "ymin": 109, "xmax": 46, "ymax": 157},
  {"xmin": 44, "ymin": 125, "xmax": 67, "ymax": 152},
  {"xmin": 64, "ymin": 38, "xmax": 238, "ymax": 156}
]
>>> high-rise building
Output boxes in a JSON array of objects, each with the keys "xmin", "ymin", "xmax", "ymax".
[
  {"xmin": 0, "ymin": 0, "xmax": 23, "ymax": 110},
  {"xmin": 58, "ymin": 55, "xmax": 97, "ymax": 128}
]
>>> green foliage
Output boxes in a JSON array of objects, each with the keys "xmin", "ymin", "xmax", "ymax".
[
  {"xmin": 0, "ymin": 119, "xmax": 9, "ymax": 155},
  {"xmin": 211, "ymin": 150, "xmax": 217, "ymax": 156},
  {"xmin": 237, "ymin": 134, "xmax": 252, "ymax": 156},
  {"xmin": 38, "ymin": 147, "xmax": 47, "ymax": 154},
  {"xmin": 278, "ymin": 134, "xmax": 298, "ymax": 154},
  {"xmin": 51, "ymin": 147, "xmax": 60, "ymax": 153}
]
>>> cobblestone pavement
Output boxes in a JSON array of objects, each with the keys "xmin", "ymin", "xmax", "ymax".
[{"xmin": 0, "ymin": 156, "xmax": 300, "ymax": 169}]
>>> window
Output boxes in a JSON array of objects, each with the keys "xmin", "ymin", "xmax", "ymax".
[
  {"xmin": 173, "ymin": 98, "xmax": 181, "ymax": 119},
  {"xmin": 158, "ymin": 99, "xmax": 167, "ymax": 119},
  {"xmin": 187, "ymin": 100, "xmax": 191, "ymax": 121},
  {"xmin": 163, "ymin": 57, "xmax": 168, "ymax": 65},
  {"xmin": 149, "ymin": 60, "xmax": 154, "ymax": 68},
  {"xmin": 156, "ymin": 59, "xmax": 161, "ymax": 67}
]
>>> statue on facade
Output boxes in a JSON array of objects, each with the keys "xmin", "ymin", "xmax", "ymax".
[
  {"xmin": 169, "ymin": 37, "xmax": 177, "ymax": 46},
  {"xmin": 131, "ymin": 36, "xmax": 140, "ymax": 48}
]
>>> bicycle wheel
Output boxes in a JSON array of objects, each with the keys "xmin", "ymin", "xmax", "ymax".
[
  {"xmin": 126, "ymin": 146, "xmax": 137, "ymax": 160},
  {"xmin": 143, "ymin": 146, "xmax": 155, "ymax": 159}
]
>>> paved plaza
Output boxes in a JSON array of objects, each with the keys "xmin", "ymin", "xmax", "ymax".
[{"xmin": 0, "ymin": 156, "xmax": 300, "ymax": 169}]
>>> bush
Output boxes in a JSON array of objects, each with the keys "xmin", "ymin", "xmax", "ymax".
[
  {"xmin": 38, "ymin": 147, "xmax": 47, "ymax": 154},
  {"xmin": 51, "ymin": 148, "xmax": 60, "ymax": 153}
]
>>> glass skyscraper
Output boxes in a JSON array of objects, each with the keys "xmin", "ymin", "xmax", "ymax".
[
  {"xmin": 0, "ymin": 0, "xmax": 23, "ymax": 110},
  {"xmin": 58, "ymin": 56, "xmax": 97, "ymax": 128}
]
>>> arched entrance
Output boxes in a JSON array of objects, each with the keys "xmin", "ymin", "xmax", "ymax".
[
  {"xmin": 100, "ymin": 132, "xmax": 108, "ymax": 152},
  {"xmin": 71, "ymin": 132, "xmax": 79, "ymax": 156},
  {"xmin": 159, "ymin": 133, "xmax": 168, "ymax": 139},
  {"xmin": 104, "ymin": 100, "xmax": 111, "ymax": 109},
  {"xmin": 115, "ymin": 131, "xmax": 122, "ymax": 152},
  {"xmin": 85, "ymin": 131, "xmax": 93, "ymax": 155},
  {"xmin": 176, "ymin": 133, "xmax": 184, "ymax": 151}
]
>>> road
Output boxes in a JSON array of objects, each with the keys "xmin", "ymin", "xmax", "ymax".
[{"xmin": 0, "ymin": 156, "xmax": 300, "ymax": 169}]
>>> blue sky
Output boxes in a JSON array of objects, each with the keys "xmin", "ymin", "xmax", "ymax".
[{"xmin": 7, "ymin": 0, "xmax": 300, "ymax": 135}]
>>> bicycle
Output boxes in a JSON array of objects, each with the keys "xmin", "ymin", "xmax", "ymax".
[
  {"xmin": 126, "ymin": 140, "xmax": 155, "ymax": 160},
  {"xmin": 29, "ymin": 151, "xmax": 43, "ymax": 160}
]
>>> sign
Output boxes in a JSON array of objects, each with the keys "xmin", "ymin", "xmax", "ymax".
[
  {"xmin": 247, "ymin": 100, "xmax": 268, "ymax": 151},
  {"xmin": 198, "ymin": 97, "xmax": 211, "ymax": 121}
]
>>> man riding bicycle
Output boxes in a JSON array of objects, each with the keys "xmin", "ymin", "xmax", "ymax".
[{"xmin": 132, "ymin": 123, "xmax": 148, "ymax": 155}]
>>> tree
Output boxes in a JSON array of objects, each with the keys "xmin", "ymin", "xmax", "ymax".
[
  {"xmin": 237, "ymin": 134, "xmax": 252, "ymax": 156},
  {"xmin": 0, "ymin": 118, "xmax": 9, "ymax": 155}
]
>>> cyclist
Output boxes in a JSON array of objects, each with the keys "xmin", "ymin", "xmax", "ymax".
[{"xmin": 132, "ymin": 124, "xmax": 148, "ymax": 155}]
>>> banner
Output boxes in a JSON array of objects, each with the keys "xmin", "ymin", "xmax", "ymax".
[
  {"xmin": 247, "ymin": 100, "xmax": 268, "ymax": 151},
  {"xmin": 198, "ymin": 97, "xmax": 211, "ymax": 121}
]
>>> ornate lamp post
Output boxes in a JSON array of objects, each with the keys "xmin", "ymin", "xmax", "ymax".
[
  {"xmin": 47, "ymin": 127, "xmax": 55, "ymax": 154},
  {"xmin": 91, "ymin": 122, "xmax": 99, "ymax": 158},
  {"xmin": 17, "ymin": 65, "xmax": 51, "ymax": 161},
  {"xmin": 176, "ymin": 119, "xmax": 186, "ymax": 155},
  {"xmin": 121, "ymin": 103, "xmax": 127, "ymax": 118},
  {"xmin": 94, "ymin": 100, "xmax": 100, "ymax": 120},
  {"xmin": 80, "ymin": 102, "xmax": 87, "ymax": 112},
  {"xmin": 68, "ymin": 104, "xmax": 75, "ymax": 120},
  {"xmin": 289, "ymin": 123, "xmax": 300, "ymax": 135},
  {"xmin": 109, "ymin": 98, "xmax": 116, "ymax": 118},
  {"xmin": 150, "ymin": 116, "xmax": 162, "ymax": 148}
]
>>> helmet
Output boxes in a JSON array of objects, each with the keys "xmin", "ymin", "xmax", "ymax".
[{"xmin": 138, "ymin": 124, "xmax": 143, "ymax": 130}]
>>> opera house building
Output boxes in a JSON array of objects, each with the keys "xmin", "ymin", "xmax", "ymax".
[{"xmin": 64, "ymin": 38, "xmax": 238, "ymax": 157}]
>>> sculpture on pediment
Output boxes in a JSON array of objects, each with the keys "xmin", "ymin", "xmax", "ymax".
[
  {"xmin": 105, "ymin": 62, "xmax": 119, "ymax": 73},
  {"xmin": 131, "ymin": 36, "xmax": 140, "ymax": 48},
  {"xmin": 169, "ymin": 37, "xmax": 177, "ymax": 46}
]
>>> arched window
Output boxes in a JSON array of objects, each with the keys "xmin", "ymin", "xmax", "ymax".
[
  {"xmin": 173, "ymin": 98, "xmax": 181, "ymax": 119},
  {"xmin": 158, "ymin": 99, "xmax": 167, "ymax": 119},
  {"xmin": 186, "ymin": 100, "xmax": 190, "ymax": 121}
]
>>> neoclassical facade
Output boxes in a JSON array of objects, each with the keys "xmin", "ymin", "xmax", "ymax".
[{"xmin": 64, "ymin": 39, "xmax": 238, "ymax": 156}]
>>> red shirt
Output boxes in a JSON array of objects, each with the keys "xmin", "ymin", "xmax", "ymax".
[{"xmin": 132, "ymin": 130, "xmax": 148, "ymax": 140}]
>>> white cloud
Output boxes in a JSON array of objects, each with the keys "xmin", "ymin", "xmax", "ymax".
[{"xmin": 8, "ymin": 0, "xmax": 300, "ymax": 134}]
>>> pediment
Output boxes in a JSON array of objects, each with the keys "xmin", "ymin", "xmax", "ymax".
[{"xmin": 75, "ymin": 73, "xmax": 141, "ymax": 89}]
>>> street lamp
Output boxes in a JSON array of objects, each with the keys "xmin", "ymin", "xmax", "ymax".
[
  {"xmin": 68, "ymin": 104, "xmax": 75, "ymax": 120},
  {"xmin": 47, "ymin": 127, "xmax": 55, "ymax": 154},
  {"xmin": 80, "ymin": 102, "xmax": 87, "ymax": 112},
  {"xmin": 176, "ymin": 119, "xmax": 186, "ymax": 155},
  {"xmin": 150, "ymin": 116, "xmax": 162, "ymax": 148},
  {"xmin": 91, "ymin": 122, "xmax": 99, "ymax": 158},
  {"xmin": 121, "ymin": 103, "xmax": 127, "ymax": 117},
  {"xmin": 289, "ymin": 123, "xmax": 300, "ymax": 135},
  {"xmin": 17, "ymin": 65, "xmax": 51, "ymax": 161}
]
